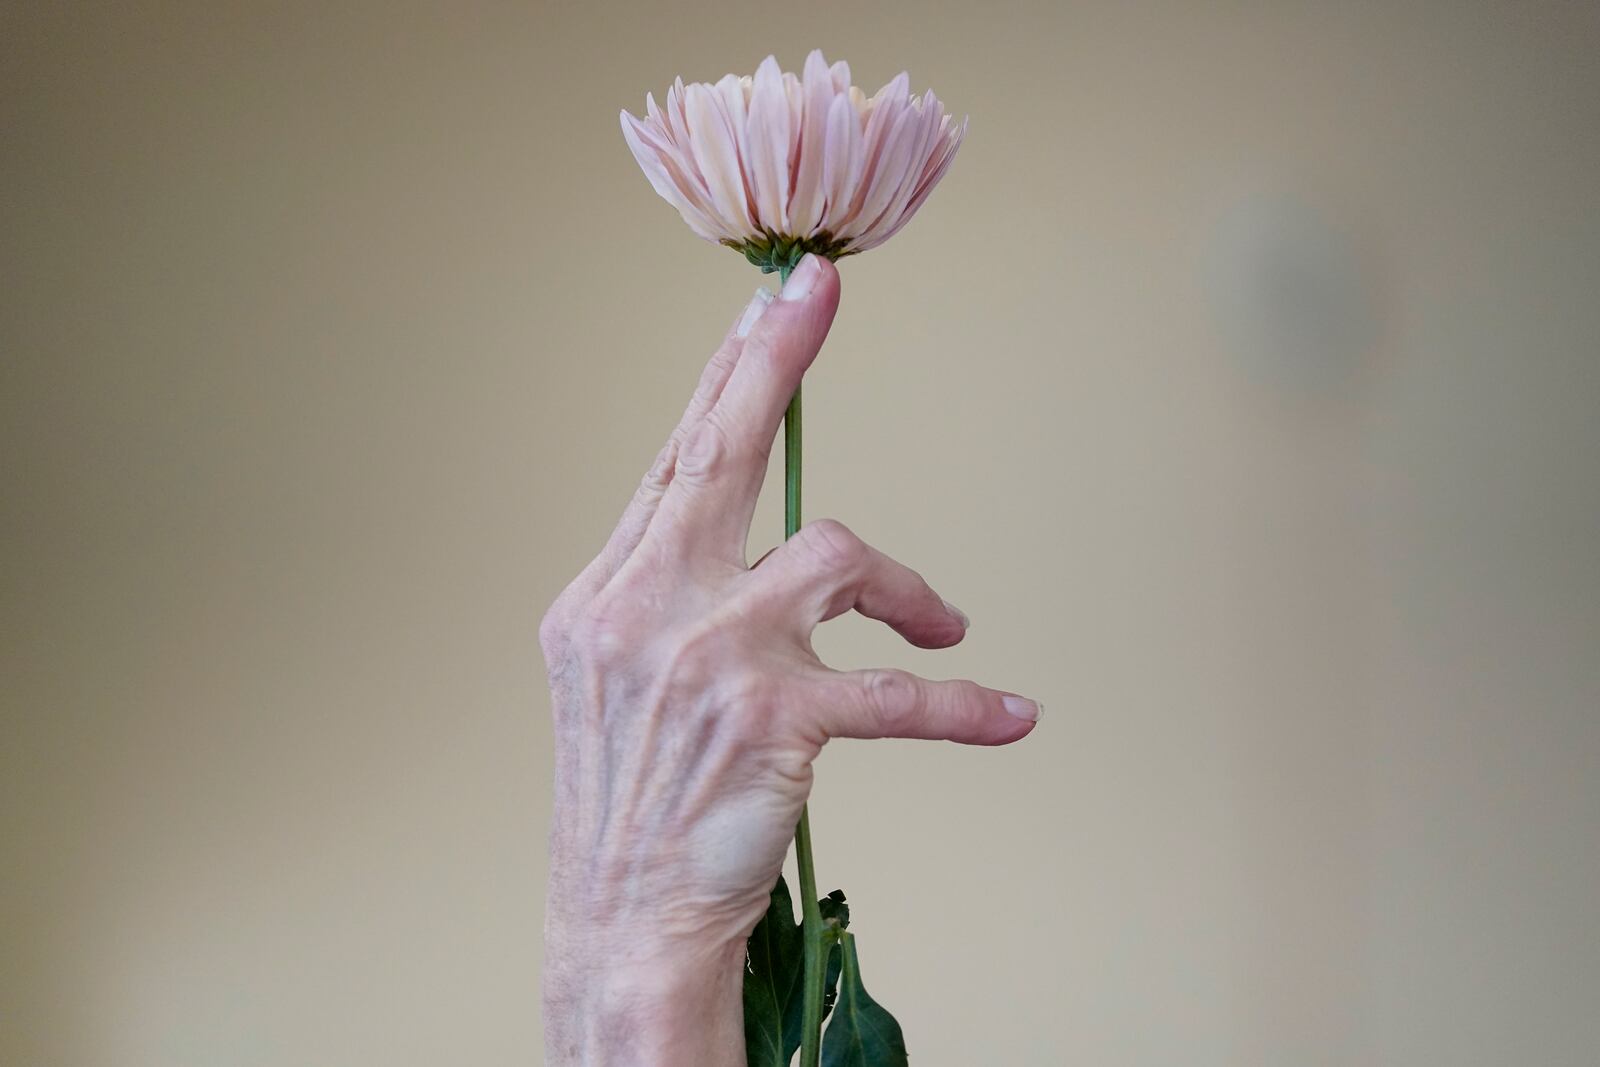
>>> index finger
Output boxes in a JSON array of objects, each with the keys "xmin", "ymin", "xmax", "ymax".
[
  {"xmin": 556, "ymin": 286, "xmax": 773, "ymax": 609},
  {"xmin": 649, "ymin": 253, "xmax": 842, "ymax": 557}
]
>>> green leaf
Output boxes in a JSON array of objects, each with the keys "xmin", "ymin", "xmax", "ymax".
[
  {"xmin": 744, "ymin": 880, "xmax": 853, "ymax": 1066},
  {"xmin": 744, "ymin": 877, "xmax": 805, "ymax": 1067},
  {"xmin": 820, "ymin": 932, "xmax": 908, "ymax": 1067},
  {"xmin": 782, "ymin": 896, "xmax": 847, "ymax": 1057},
  {"xmin": 818, "ymin": 890, "xmax": 850, "ymax": 1019},
  {"xmin": 819, "ymin": 889, "xmax": 850, "ymax": 930}
]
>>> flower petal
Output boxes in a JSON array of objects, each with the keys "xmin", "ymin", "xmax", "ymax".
[
  {"xmin": 715, "ymin": 73, "xmax": 756, "ymax": 211},
  {"xmin": 664, "ymin": 77, "xmax": 687, "ymax": 141},
  {"xmin": 746, "ymin": 55, "xmax": 791, "ymax": 233},
  {"xmin": 788, "ymin": 49, "xmax": 833, "ymax": 236},
  {"xmin": 854, "ymin": 90, "xmax": 944, "ymax": 247},
  {"xmin": 829, "ymin": 60, "xmax": 851, "ymax": 94},
  {"xmin": 783, "ymin": 71, "xmax": 804, "ymax": 170},
  {"xmin": 652, "ymin": 131, "xmax": 725, "ymax": 226},
  {"xmin": 685, "ymin": 81, "xmax": 755, "ymax": 236},
  {"xmin": 840, "ymin": 77, "xmax": 915, "ymax": 239},
  {"xmin": 838, "ymin": 72, "xmax": 908, "ymax": 227},
  {"xmin": 621, "ymin": 110, "xmax": 723, "ymax": 240},
  {"xmin": 821, "ymin": 91, "xmax": 863, "ymax": 232},
  {"xmin": 856, "ymin": 115, "xmax": 966, "ymax": 251}
]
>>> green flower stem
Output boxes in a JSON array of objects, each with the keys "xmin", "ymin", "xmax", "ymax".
[{"xmin": 779, "ymin": 260, "xmax": 826, "ymax": 1067}]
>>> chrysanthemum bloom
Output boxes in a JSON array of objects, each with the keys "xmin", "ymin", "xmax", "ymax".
[{"xmin": 620, "ymin": 50, "xmax": 967, "ymax": 273}]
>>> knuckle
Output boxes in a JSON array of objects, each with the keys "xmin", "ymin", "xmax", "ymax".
[
  {"xmin": 674, "ymin": 415, "xmax": 729, "ymax": 486},
  {"xmin": 861, "ymin": 668, "xmax": 922, "ymax": 734},
  {"xmin": 658, "ymin": 622, "xmax": 761, "ymax": 708},
  {"xmin": 743, "ymin": 334, "xmax": 802, "ymax": 387},
  {"xmin": 566, "ymin": 596, "xmax": 637, "ymax": 664},
  {"xmin": 698, "ymin": 346, "xmax": 739, "ymax": 392},
  {"xmin": 651, "ymin": 615, "xmax": 778, "ymax": 719},
  {"xmin": 717, "ymin": 667, "xmax": 782, "ymax": 735},
  {"xmin": 949, "ymin": 679, "xmax": 987, "ymax": 722},
  {"xmin": 639, "ymin": 440, "xmax": 676, "ymax": 495},
  {"xmin": 795, "ymin": 517, "xmax": 864, "ymax": 572},
  {"xmin": 739, "ymin": 334, "xmax": 775, "ymax": 369},
  {"xmin": 658, "ymin": 627, "xmax": 718, "ymax": 686}
]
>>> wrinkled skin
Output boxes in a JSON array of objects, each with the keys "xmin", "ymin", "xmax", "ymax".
[{"xmin": 540, "ymin": 254, "xmax": 1040, "ymax": 1064}]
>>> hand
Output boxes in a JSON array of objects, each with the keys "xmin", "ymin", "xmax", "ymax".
[{"xmin": 538, "ymin": 253, "xmax": 1040, "ymax": 1065}]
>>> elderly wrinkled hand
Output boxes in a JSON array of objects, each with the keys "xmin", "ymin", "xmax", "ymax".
[{"xmin": 539, "ymin": 253, "xmax": 1039, "ymax": 1065}]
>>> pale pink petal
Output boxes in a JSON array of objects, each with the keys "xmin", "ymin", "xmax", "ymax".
[
  {"xmin": 714, "ymin": 73, "xmax": 757, "ymax": 211},
  {"xmin": 631, "ymin": 114, "xmax": 724, "ymax": 215},
  {"xmin": 869, "ymin": 71, "xmax": 910, "ymax": 112},
  {"xmin": 903, "ymin": 114, "xmax": 960, "ymax": 199},
  {"xmin": 670, "ymin": 81, "xmax": 708, "ymax": 195},
  {"xmin": 820, "ymin": 92, "xmax": 863, "ymax": 233},
  {"xmin": 664, "ymin": 78, "xmax": 694, "ymax": 148},
  {"xmin": 841, "ymin": 103, "xmax": 920, "ymax": 240},
  {"xmin": 837, "ymin": 72, "xmax": 910, "ymax": 235},
  {"xmin": 854, "ymin": 91, "xmax": 944, "ymax": 246},
  {"xmin": 635, "ymin": 116, "xmax": 726, "ymax": 227},
  {"xmin": 859, "ymin": 73, "xmax": 910, "ymax": 158},
  {"xmin": 745, "ymin": 55, "xmax": 791, "ymax": 233},
  {"xmin": 855, "ymin": 115, "xmax": 966, "ymax": 251},
  {"xmin": 684, "ymin": 81, "xmax": 755, "ymax": 235},
  {"xmin": 788, "ymin": 49, "xmax": 833, "ymax": 236},
  {"xmin": 782, "ymin": 71, "xmax": 804, "ymax": 169},
  {"xmin": 621, "ymin": 110, "xmax": 722, "ymax": 240},
  {"xmin": 907, "ymin": 117, "xmax": 966, "ymax": 210},
  {"xmin": 829, "ymin": 60, "xmax": 851, "ymax": 94}
]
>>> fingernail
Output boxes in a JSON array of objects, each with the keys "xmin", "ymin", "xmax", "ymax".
[
  {"xmin": 1001, "ymin": 695, "xmax": 1041, "ymax": 723},
  {"xmin": 779, "ymin": 253, "xmax": 822, "ymax": 302},
  {"xmin": 736, "ymin": 287, "xmax": 774, "ymax": 337},
  {"xmin": 941, "ymin": 598, "xmax": 970, "ymax": 629}
]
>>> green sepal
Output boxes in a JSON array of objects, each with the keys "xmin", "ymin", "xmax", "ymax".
[
  {"xmin": 723, "ymin": 229, "xmax": 858, "ymax": 273},
  {"xmin": 819, "ymin": 931, "xmax": 908, "ymax": 1067}
]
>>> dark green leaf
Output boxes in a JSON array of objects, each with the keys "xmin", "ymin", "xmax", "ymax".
[
  {"xmin": 743, "ymin": 877, "xmax": 805, "ymax": 1067},
  {"xmin": 820, "ymin": 932, "xmax": 908, "ymax": 1067},
  {"xmin": 745, "ymin": 881, "xmax": 857, "ymax": 1065},
  {"xmin": 818, "ymin": 890, "xmax": 849, "ymax": 1019},
  {"xmin": 819, "ymin": 889, "xmax": 850, "ymax": 930},
  {"xmin": 821, "ymin": 939, "xmax": 844, "ymax": 1021}
]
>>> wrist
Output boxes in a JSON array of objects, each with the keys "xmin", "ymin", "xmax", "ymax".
[{"xmin": 543, "ymin": 910, "xmax": 746, "ymax": 1066}]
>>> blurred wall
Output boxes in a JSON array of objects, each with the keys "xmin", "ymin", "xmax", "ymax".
[{"xmin": 3, "ymin": 2, "xmax": 1597, "ymax": 1064}]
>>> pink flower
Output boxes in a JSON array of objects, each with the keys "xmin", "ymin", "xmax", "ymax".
[{"xmin": 621, "ymin": 51, "xmax": 967, "ymax": 270}]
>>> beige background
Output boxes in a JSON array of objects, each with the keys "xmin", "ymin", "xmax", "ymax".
[{"xmin": 4, "ymin": 2, "xmax": 1598, "ymax": 1064}]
